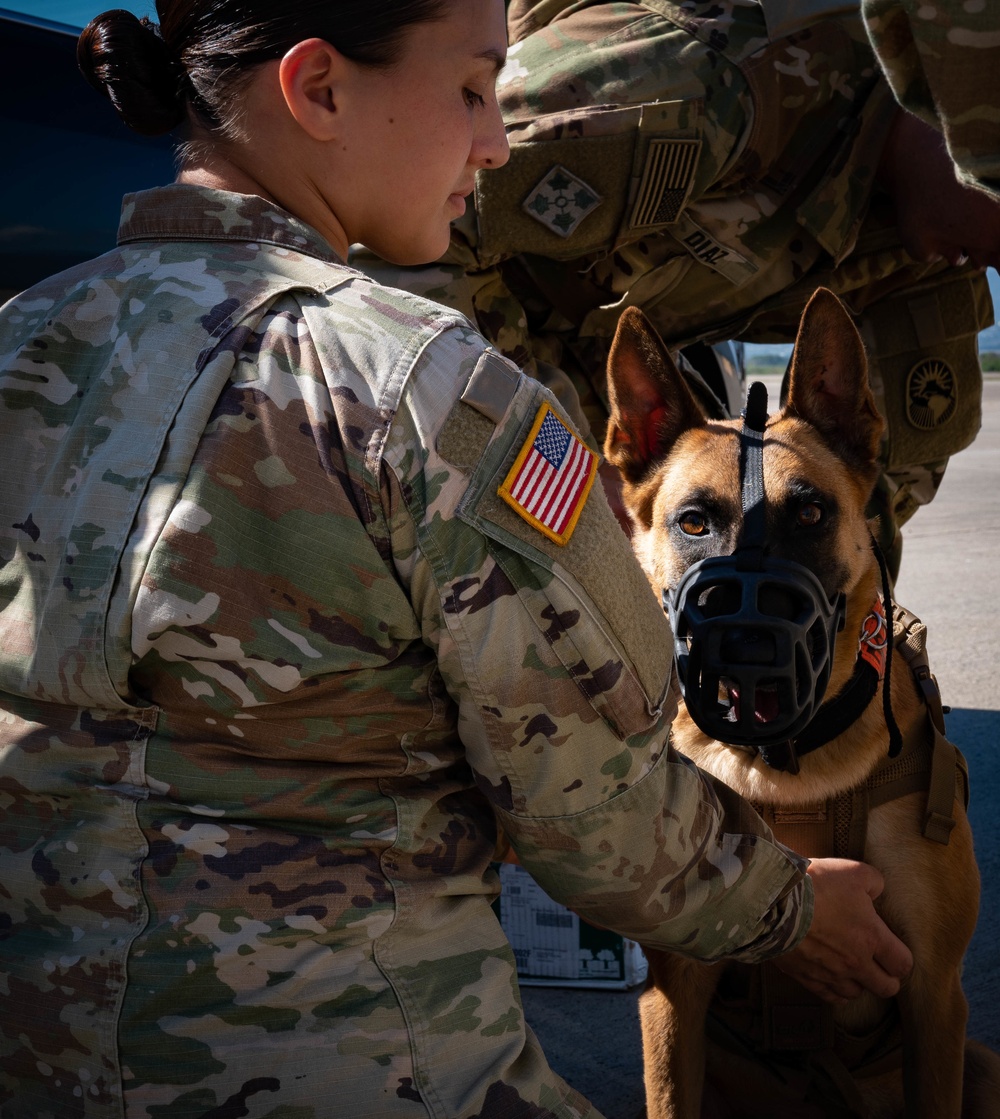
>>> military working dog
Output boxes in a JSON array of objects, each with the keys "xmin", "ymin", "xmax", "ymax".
[{"xmin": 603, "ymin": 289, "xmax": 1000, "ymax": 1118}]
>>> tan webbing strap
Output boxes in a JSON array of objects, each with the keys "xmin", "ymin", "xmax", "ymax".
[
  {"xmin": 893, "ymin": 605, "xmax": 947, "ymax": 734},
  {"xmin": 752, "ymin": 804, "xmax": 839, "ymax": 1057},
  {"xmin": 888, "ymin": 603, "xmax": 969, "ymax": 842},
  {"xmin": 924, "ymin": 728, "xmax": 966, "ymax": 844},
  {"xmin": 833, "ymin": 787, "xmax": 863, "ymax": 863},
  {"xmin": 756, "ymin": 802, "xmax": 837, "ymax": 860},
  {"xmin": 955, "ymin": 746, "xmax": 970, "ymax": 809},
  {"xmin": 865, "ymin": 698, "xmax": 966, "ymax": 845}
]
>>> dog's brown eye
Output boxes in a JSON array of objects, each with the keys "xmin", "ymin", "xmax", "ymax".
[
  {"xmin": 678, "ymin": 513, "xmax": 708, "ymax": 536},
  {"xmin": 798, "ymin": 502, "xmax": 823, "ymax": 527}
]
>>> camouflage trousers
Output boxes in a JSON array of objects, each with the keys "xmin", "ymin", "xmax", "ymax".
[{"xmin": 353, "ymin": 206, "xmax": 993, "ymax": 581}]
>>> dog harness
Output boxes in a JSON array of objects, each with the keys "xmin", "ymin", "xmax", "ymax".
[{"xmin": 705, "ymin": 604, "xmax": 970, "ymax": 1116}]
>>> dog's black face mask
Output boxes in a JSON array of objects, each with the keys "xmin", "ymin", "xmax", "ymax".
[{"xmin": 664, "ymin": 383, "xmax": 846, "ymax": 762}]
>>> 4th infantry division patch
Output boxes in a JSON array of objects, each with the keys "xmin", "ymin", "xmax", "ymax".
[{"xmin": 499, "ymin": 404, "xmax": 597, "ymax": 546}]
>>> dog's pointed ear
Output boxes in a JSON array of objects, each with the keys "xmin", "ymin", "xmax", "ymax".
[
  {"xmin": 604, "ymin": 307, "xmax": 707, "ymax": 484},
  {"xmin": 785, "ymin": 288, "xmax": 885, "ymax": 467}
]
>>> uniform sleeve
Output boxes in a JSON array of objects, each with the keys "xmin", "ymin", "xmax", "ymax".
[
  {"xmin": 862, "ymin": 0, "xmax": 1000, "ymax": 200},
  {"xmin": 383, "ymin": 324, "xmax": 812, "ymax": 964}
]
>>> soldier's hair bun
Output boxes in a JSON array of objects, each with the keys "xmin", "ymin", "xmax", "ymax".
[
  {"xmin": 77, "ymin": 9, "xmax": 186, "ymax": 136},
  {"xmin": 76, "ymin": 1, "xmax": 448, "ymax": 146}
]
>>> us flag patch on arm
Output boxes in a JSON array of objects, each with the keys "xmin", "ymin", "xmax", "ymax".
[{"xmin": 498, "ymin": 403, "xmax": 598, "ymax": 546}]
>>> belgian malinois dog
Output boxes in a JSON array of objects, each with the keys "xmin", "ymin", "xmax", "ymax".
[{"xmin": 603, "ymin": 289, "xmax": 1000, "ymax": 1118}]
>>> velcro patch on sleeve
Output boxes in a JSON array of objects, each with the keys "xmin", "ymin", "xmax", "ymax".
[
  {"xmin": 523, "ymin": 164, "xmax": 603, "ymax": 239},
  {"xmin": 498, "ymin": 403, "xmax": 598, "ymax": 546},
  {"xmin": 629, "ymin": 138, "xmax": 700, "ymax": 229}
]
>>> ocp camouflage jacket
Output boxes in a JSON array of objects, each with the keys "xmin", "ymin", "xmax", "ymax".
[
  {"xmin": 0, "ymin": 184, "xmax": 809, "ymax": 1119},
  {"xmin": 357, "ymin": 0, "xmax": 965, "ymax": 439},
  {"xmin": 863, "ymin": 0, "xmax": 1000, "ymax": 200}
]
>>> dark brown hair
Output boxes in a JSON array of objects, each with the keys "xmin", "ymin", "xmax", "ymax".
[{"xmin": 78, "ymin": 1, "xmax": 448, "ymax": 137}]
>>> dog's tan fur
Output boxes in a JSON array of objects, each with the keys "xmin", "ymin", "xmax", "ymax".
[{"xmin": 604, "ymin": 289, "xmax": 1000, "ymax": 1119}]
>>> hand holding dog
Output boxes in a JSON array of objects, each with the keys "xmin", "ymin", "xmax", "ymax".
[{"xmin": 774, "ymin": 858, "xmax": 913, "ymax": 1004}]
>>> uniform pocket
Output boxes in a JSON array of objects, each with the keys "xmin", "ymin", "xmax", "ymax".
[{"xmin": 862, "ymin": 271, "xmax": 990, "ymax": 471}]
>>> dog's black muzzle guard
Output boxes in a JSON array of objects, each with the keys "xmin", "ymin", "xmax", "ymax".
[{"xmin": 664, "ymin": 382, "xmax": 846, "ymax": 770}]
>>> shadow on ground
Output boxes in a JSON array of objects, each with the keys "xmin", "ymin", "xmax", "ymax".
[{"xmin": 946, "ymin": 708, "xmax": 1000, "ymax": 1055}]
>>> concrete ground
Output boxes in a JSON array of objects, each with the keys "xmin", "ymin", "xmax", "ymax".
[{"xmin": 519, "ymin": 377, "xmax": 1000, "ymax": 1119}]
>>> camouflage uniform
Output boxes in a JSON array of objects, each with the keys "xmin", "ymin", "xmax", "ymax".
[
  {"xmin": 0, "ymin": 184, "xmax": 810, "ymax": 1119},
  {"xmin": 863, "ymin": 0, "xmax": 1000, "ymax": 201},
  {"xmin": 357, "ymin": 0, "xmax": 994, "ymax": 573}
]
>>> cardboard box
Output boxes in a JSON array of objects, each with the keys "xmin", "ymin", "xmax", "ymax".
[{"xmin": 498, "ymin": 863, "xmax": 648, "ymax": 989}]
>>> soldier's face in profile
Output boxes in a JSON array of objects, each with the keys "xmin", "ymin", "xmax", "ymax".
[{"xmin": 331, "ymin": 0, "xmax": 510, "ymax": 266}]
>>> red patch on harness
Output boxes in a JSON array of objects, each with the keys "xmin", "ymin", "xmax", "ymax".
[{"xmin": 858, "ymin": 596, "xmax": 888, "ymax": 679}]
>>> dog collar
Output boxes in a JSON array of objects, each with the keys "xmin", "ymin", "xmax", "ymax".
[{"xmin": 757, "ymin": 595, "xmax": 888, "ymax": 771}]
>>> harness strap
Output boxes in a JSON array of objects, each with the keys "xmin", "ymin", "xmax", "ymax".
[
  {"xmin": 821, "ymin": 602, "xmax": 968, "ymax": 859},
  {"xmin": 886, "ymin": 604, "xmax": 970, "ymax": 839},
  {"xmin": 893, "ymin": 605, "xmax": 946, "ymax": 732},
  {"xmin": 753, "ymin": 801, "xmax": 836, "ymax": 858},
  {"xmin": 721, "ymin": 601, "xmax": 969, "ymax": 1111},
  {"xmin": 864, "ymin": 723, "xmax": 969, "ymax": 843},
  {"xmin": 736, "ymin": 380, "xmax": 769, "ymax": 571}
]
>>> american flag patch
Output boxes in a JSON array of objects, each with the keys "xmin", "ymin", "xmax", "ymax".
[{"xmin": 498, "ymin": 404, "xmax": 598, "ymax": 545}]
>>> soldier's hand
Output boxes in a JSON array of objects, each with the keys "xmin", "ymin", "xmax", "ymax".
[
  {"xmin": 878, "ymin": 108, "xmax": 1000, "ymax": 271},
  {"xmin": 772, "ymin": 857, "xmax": 913, "ymax": 1004}
]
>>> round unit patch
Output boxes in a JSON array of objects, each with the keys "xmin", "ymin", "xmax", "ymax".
[{"xmin": 906, "ymin": 359, "xmax": 957, "ymax": 430}]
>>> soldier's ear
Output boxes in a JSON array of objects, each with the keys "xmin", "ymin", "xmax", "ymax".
[
  {"xmin": 604, "ymin": 307, "xmax": 707, "ymax": 484},
  {"xmin": 785, "ymin": 288, "xmax": 885, "ymax": 469},
  {"xmin": 278, "ymin": 38, "xmax": 346, "ymax": 142}
]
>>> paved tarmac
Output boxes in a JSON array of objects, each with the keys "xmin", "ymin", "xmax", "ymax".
[{"xmin": 518, "ymin": 376, "xmax": 1000, "ymax": 1119}]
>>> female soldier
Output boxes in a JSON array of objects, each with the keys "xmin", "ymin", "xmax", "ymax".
[{"xmin": 0, "ymin": 2, "xmax": 909, "ymax": 1116}]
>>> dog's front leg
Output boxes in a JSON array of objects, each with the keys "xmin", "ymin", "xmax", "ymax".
[
  {"xmin": 897, "ymin": 965, "xmax": 968, "ymax": 1119},
  {"xmin": 869, "ymin": 798, "xmax": 979, "ymax": 1119},
  {"xmin": 640, "ymin": 950, "xmax": 721, "ymax": 1119}
]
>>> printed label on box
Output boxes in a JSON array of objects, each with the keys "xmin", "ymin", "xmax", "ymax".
[{"xmin": 498, "ymin": 864, "xmax": 647, "ymax": 989}]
